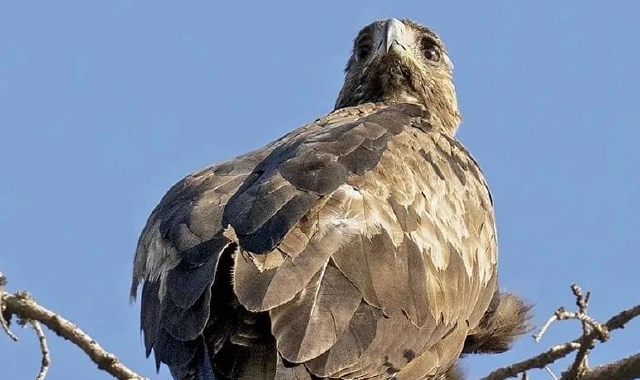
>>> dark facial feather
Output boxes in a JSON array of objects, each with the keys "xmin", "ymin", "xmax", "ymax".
[{"xmin": 335, "ymin": 19, "xmax": 461, "ymax": 135}]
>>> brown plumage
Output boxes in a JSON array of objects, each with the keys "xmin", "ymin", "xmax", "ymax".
[{"xmin": 131, "ymin": 18, "xmax": 531, "ymax": 380}]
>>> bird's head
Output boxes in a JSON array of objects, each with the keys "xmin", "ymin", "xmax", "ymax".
[{"xmin": 335, "ymin": 19, "xmax": 461, "ymax": 133}]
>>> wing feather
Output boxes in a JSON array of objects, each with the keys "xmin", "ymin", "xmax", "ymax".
[
  {"xmin": 270, "ymin": 263, "xmax": 362, "ymax": 363},
  {"xmin": 304, "ymin": 301, "xmax": 382, "ymax": 377},
  {"xmin": 232, "ymin": 227, "xmax": 333, "ymax": 312},
  {"xmin": 160, "ymin": 286, "xmax": 212, "ymax": 342},
  {"xmin": 140, "ymin": 280, "xmax": 161, "ymax": 356}
]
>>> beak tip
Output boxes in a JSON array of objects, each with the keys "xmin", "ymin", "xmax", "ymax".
[
  {"xmin": 386, "ymin": 18, "xmax": 404, "ymax": 28},
  {"xmin": 384, "ymin": 19, "xmax": 408, "ymax": 53}
]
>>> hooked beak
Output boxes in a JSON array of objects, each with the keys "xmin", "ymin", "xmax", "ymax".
[{"xmin": 383, "ymin": 18, "xmax": 410, "ymax": 55}]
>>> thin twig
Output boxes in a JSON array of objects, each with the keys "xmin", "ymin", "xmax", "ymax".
[
  {"xmin": 544, "ymin": 366, "xmax": 558, "ymax": 380},
  {"xmin": 561, "ymin": 341, "xmax": 592, "ymax": 380},
  {"xmin": 554, "ymin": 309, "xmax": 608, "ymax": 341},
  {"xmin": 30, "ymin": 321, "xmax": 51, "ymax": 380},
  {"xmin": 533, "ymin": 314, "xmax": 558, "ymax": 342},
  {"xmin": 569, "ymin": 284, "xmax": 592, "ymax": 377},
  {"xmin": 0, "ymin": 273, "xmax": 19, "ymax": 342},
  {"xmin": 571, "ymin": 284, "xmax": 589, "ymax": 314},
  {"xmin": 534, "ymin": 305, "xmax": 608, "ymax": 344},
  {"xmin": 0, "ymin": 305, "xmax": 18, "ymax": 341},
  {"xmin": 532, "ymin": 285, "xmax": 610, "ymax": 380}
]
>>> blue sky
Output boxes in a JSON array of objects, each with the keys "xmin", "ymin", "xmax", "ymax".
[{"xmin": 1, "ymin": 2, "xmax": 638, "ymax": 379}]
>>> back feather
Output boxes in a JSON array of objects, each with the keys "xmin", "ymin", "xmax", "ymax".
[{"xmin": 132, "ymin": 103, "xmax": 517, "ymax": 380}]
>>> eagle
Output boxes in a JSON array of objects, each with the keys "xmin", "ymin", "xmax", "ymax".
[{"xmin": 131, "ymin": 18, "xmax": 530, "ymax": 380}]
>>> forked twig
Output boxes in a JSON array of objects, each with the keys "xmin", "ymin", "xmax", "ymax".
[
  {"xmin": 0, "ymin": 272, "xmax": 148, "ymax": 380},
  {"xmin": 480, "ymin": 284, "xmax": 640, "ymax": 380}
]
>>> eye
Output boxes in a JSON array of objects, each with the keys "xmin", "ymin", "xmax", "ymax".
[
  {"xmin": 356, "ymin": 40, "xmax": 372, "ymax": 61},
  {"xmin": 420, "ymin": 37, "xmax": 441, "ymax": 61}
]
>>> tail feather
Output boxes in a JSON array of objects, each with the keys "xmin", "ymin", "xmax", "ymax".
[
  {"xmin": 168, "ymin": 343, "xmax": 217, "ymax": 380},
  {"xmin": 463, "ymin": 291, "xmax": 532, "ymax": 354},
  {"xmin": 213, "ymin": 341, "xmax": 277, "ymax": 380}
]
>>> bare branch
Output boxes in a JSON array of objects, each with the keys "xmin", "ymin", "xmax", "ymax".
[
  {"xmin": 3, "ymin": 274, "xmax": 639, "ymax": 380},
  {"xmin": 0, "ymin": 273, "xmax": 148, "ymax": 380},
  {"xmin": 534, "ymin": 287, "xmax": 607, "ymax": 346},
  {"xmin": 479, "ymin": 303, "xmax": 640, "ymax": 380},
  {"xmin": 561, "ymin": 338, "xmax": 592, "ymax": 380},
  {"xmin": 603, "ymin": 304, "xmax": 640, "ymax": 331},
  {"xmin": 559, "ymin": 287, "xmax": 601, "ymax": 380},
  {"xmin": 552, "ymin": 308, "xmax": 608, "ymax": 342},
  {"xmin": 478, "ymin": 342, "xmax": 582, "ymax": 380},
  {"xmin": 579, "ymin": 353, "xmax": 640, "ymax": 380}
]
